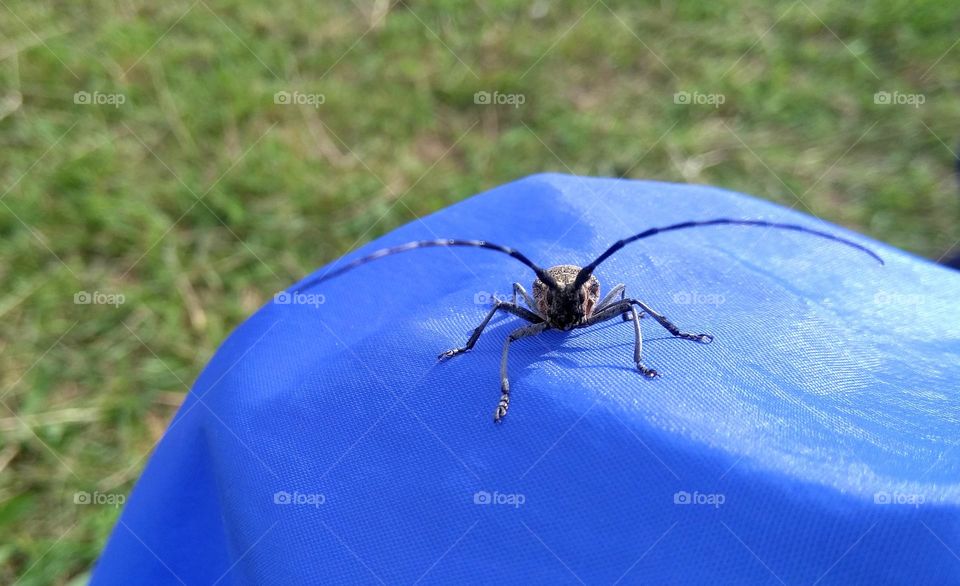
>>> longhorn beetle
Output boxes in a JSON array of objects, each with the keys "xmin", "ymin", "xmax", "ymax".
[{"xmin": 297, "ymin": 219, "xmax": 883, "ymax": 422}]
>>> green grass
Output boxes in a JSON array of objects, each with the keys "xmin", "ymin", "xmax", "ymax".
[{"xmin": 1, "ymin": 0, "xmax": 958, "ymax": 582}]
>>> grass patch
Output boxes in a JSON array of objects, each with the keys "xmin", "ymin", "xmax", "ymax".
[{"xmin": 1, "ymin": 0, "xmax": 957, "ymax": 582}]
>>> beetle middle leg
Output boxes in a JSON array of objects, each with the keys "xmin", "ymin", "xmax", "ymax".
[
  {"xmin": 496, "ymin": 321, "xmax": 549, "ymax": 422},
  {"xmin": 626, "ymin": 298, "xmax": 714, "ymax": 344},
  {"xmin": 438, "ymin": 301, "xmax": 542, "ymax": 361}
]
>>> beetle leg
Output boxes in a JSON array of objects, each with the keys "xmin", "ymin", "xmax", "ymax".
[
  {"xmin": 627, "ymin": 302, "xmax": 656, "ymax": 377},
  {"xmin": 595, "ymin": 283, "xmax": 624, "ymax": 312},
  {"xmin": 577, "ymin": 302, "xmax": 658, "ymax": 377},
  {"xmin": 595, "ymin": 283, "xmax": 641, "ymax": 321},
  {"xmin": 496, "ymin": 322, "xmax": 549, "ymax": 422},
  {"xmin": 511, "ymin": 282, "xmax": 539, "ymax": 314},
  {"xmin": 438, "ymin": 301, "xmax": 542, "ymax": 361},
  {"xmin": 626, "ymin": 298, "xmax": 714, "ymax": 344}
]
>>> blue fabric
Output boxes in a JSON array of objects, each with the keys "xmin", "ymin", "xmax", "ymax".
[{"xmin": 93, "ymin": 174, "xmax": 960, "ymax": 584}]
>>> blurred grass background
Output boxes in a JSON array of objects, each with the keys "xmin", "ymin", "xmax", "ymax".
[{"xmin": 1, "ymin": 0, "xmax": 958, "ymax": 582}]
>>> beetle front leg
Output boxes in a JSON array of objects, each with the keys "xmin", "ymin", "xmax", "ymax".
[
  {"xmin": 510, "ymin": 282, "xmax": 539, "ymax": 314},
  {"xmin": 578, "ymin": 302, "xmax": 658, "ymax": 377},
  {"xmin": 628, "ymin": 303, "xmax": 657, "ymax": 377},
  {"xmin": 438, "ymin": 301, "xmax": 542, "ymax": 361},
  {"xmin": 595, "ymin": 283, "xmax": 640, "ymax": 321},
  {"xmin": 496, "ymin": 322, "xmax": 549, "ymax": 422}
]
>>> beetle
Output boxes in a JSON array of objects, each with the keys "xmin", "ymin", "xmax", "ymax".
[{"xmin": 297, "ymin": 218, "xmax": 883, "ymax": 422}]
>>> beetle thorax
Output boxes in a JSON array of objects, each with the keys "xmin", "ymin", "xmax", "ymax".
[{"xmin": 532, "ymin": 265, "xmax": 600, "ymax": 330}]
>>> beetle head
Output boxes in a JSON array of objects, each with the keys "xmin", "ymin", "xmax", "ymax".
[{"xmin": 535, "ymin": 266, "xmax": 600, "ymax": 330}]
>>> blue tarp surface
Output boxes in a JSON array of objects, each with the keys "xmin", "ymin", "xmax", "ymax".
[{"xmin": 93, "ymin": 174, "xmax": 960, "ymax": 584}]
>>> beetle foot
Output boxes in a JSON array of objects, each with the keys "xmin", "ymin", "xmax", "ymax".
[
  {"xmin": 637, "ymin": 364, "xmax": 659, "ymax": 378},
  {"xmin": 494, "ymin": 393, "xmax": 509, "ymax": 423},
  {"xmin": 438, "ymin": 348, "xmax": 466, "ymax": 361}
]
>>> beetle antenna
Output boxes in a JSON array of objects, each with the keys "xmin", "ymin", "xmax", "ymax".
[
  {"xmin": 574, "ymin": 218, "xmax": 884, "ymax": 288},
  {"xmin": 298, "ymin": 239, "xmax": 560, "ymax": 292}
]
